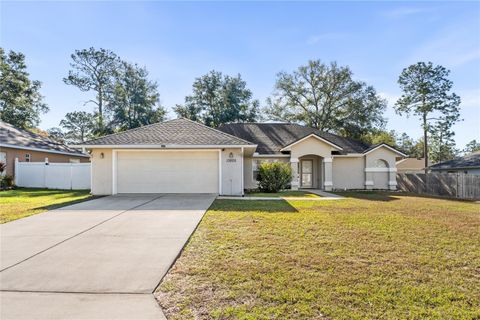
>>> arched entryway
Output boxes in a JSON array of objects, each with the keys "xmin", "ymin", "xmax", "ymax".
[{"xmin": 298, "ymin": 154, "xmax": 324, "ymax": 189}]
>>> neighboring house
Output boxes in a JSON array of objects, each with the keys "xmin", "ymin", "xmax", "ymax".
[
  {"xmin": 78, "ymin": 118, "xmax": 406, "ymax": 195},
  {"xmin": 429, "ymin": 151, "xmax": 480, "ymax": 175},
  {"xmin": 396, "ymin": 158, "xmax": 428, "ymax": 173},
  {"xmin": 0, "ymin": 121, "xmax": 90, "ymax": 178}
]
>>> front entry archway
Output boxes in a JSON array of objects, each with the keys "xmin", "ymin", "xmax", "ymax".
[{"xmin": 299, "ymin": 155, "xmax": 323, "ymax": 189}]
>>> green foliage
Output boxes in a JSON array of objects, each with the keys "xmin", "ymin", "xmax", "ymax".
[
  {"xmin": 46, "ymin": 127, "xmax": 66, "ymax": 143},
  {"xmin": 428, "ymin": 121, "xmax": 458, "ymax": 163},
  {"xmin": 60, "ymin": 111, "xmax": 95, "ymax": 143},
  {"xmin": 395, "ymin": 62, "xmax": 461, "ymax": 166},
  {"xmin": 257, "ymin": 162, "xmax": 292, "ymax": 193},
  {"xmin": 174, "ymin": 70, "xmax": 258, "ymax": 128},
  {"xmin": 0, "ymin": 175, "xmax": 14, "ymax": 188},
  {"xmin": 63, "ymin": 47, "xmax": 119, "ymax": 134},
  {"xmin": 265, "ymin": 60, "xmax": 387, "ymax": 139},
  {"xmin": 109, "ymin": 61, "xmax": 166, "ymax": 131},
  {"xmin": 360, "ymin": 129, "xmax": 397, "ymax": 146},
  {"xmin": 463, "ymin": 140, "xmax": 480, "ymax": 155},
  {"xmin": 0, "ymin": 48, "xmax": 49, "ymax": 128}
]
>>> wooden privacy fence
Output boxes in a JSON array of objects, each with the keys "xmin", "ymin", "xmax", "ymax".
[
  {"xmin": 397, "ymin": 172, "xmax": 480, "ymax": 200},
  {"xmin": 14, "ymin": 158, "xmax": 90, "ymax": 190}
]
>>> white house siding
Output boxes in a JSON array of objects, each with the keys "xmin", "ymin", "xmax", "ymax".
[
  {"xmin": 332, "ymin": 157, "xmax": 365, "ymax": 189},
  {"xmin": 91, "ymin": 148, "xmax": 113, "ymax": 195}
]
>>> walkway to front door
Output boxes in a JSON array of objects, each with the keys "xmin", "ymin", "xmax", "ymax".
[{"xmin": 0, "ymin": 193, "xmax": 216, "ymax": 320}]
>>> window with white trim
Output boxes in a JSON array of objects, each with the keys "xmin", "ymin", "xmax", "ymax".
[{"xmin": 25, "ymin": 153, "xmax": 31, "ymax": 162}]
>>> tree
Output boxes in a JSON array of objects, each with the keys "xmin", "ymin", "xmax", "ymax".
[
  {"xmin": 360, "ymin": 129, "xmax": 398, "ymax": 146},
  {"xmin": 428, "ymin": 121, "xmax": 458, "ymax": 163},
  {"xmin": 174, "ymin": 70, "xmax": 258, "ymax": 128},
  {"xmin": 265, "ymin": 60, "xmax": 387, "ymax": 139},
  {"xmin": 397, "ymin": 133, "xmax": 424, "ymax": 158},
  {"xmin": 395, "ymin": 62, "xmax": 461, "ymax": 172},
  {"xmin": 60, "ymin": 111, "xmax": 95, "ymax": 143},
  {"xmin": 0, "ymin": 48, "xmax": 49, "ymax": 128},
  {"xmin": 109, "ymin": 62, "xmax": 166, "ymax": 131},
  {"xmin": 463, "ymin": 140, "xmax": 480, "ymax": 155},
  {"xmin": 63, "ymin": 48, "xmax": 119, "ymax": 134},
  {"xmin": 46, "ymin": 127, "xmax": 66, "ymax": 143}
]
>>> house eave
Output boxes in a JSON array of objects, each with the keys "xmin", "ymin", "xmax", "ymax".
[
  {"xmin": 75, "ymin": 144, "xmax": 257, "ymax": 149},
  {"xmin": 0, "ymin": 143, "xmax": 90, "ymax": 158},
  {"xmin": 279, "ymin": 133, "xmax": 344, "ymax": 151}
]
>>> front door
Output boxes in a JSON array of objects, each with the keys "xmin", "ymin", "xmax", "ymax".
[{"xmin": 301, "ymin": 160, "xmax": 313, "ymax": 188}]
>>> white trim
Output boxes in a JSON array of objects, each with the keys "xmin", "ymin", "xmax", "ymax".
[
  {"xmin": 323, "ymin": 157, "xmax": 333, "ymax": 163},
  {"xmin": 388, "ymin": 181, "xmax": 398, "ymax": 186},
  {"xmin": 324, "ymin": 181, "xmax": 333, "ymax": 187},
  {"xmin": 253, "ymin": 153, "xmax": 291, "ymax": 158},
  {"xmin": 0, "ymin": 143, "xmax": 90, "ymax": 158},
  {"xmin": 218, "ymin": 150, "xmax": 222, "ymax": 195},
  {"xmin": 14, "ymin": 158, "xmax": 19, "ymax": 185},
  {"xmin": 363, "ymin": 144, "xmax": 407, "ymax": 157},
  {"xmin": 365, "ymin": 180, "xmax": 374, "ymax": 186},
  {"xmin": 112, "ymin": 150, "xmax": 117, "ymax": 195},
  {"xmin": 365, "ymin": 168, "xmax": 397, "ymax": 172},
  {"xmin": 290, "ymin": 158, "xmax": 299, "ymax": 163},
  {"xmin": 280, "ymin": 134, "xmax": 343, "ymax": 151},
  {"xmin": 76, "ymin": 144, "xmax": 256, "ymax": 149},
  {"xmin": 241, "ymin": 147, "xmax": 244, "ymax": 195},
  {"xmin": 332, "ymin": 154, "xmax": 364, "ymax": 158}
]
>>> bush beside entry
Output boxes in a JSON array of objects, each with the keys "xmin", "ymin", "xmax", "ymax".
[{"xmin": 257, "ymin": 162, "xmax": 292, "ymax": 193}]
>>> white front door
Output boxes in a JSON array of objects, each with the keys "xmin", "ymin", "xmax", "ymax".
[{"xmin": 301, "ymin": 160, "xmax": 313, "ymax": 188}]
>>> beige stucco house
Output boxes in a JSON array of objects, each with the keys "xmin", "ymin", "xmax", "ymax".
[{"xmin": 78, "ymin": 118, "xmax": 406, "ymax": 195}]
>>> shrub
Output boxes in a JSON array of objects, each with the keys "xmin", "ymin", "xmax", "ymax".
[
  {"xmin": 0, "ymin": 175, "xmax": 14, "ymax": 189},
  {"xmin": 257, "ymin": 162, "xmax": 292, "ymax": 193}
]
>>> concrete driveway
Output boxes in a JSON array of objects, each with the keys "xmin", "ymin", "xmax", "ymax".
[{"xmin": 0, "ymin": 193, "xmax": 216, "ymax": 320}]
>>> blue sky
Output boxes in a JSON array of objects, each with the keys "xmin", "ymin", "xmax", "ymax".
[{"xmin": 1, "ymin": 1, "xmax": 479, "ymax": 149}]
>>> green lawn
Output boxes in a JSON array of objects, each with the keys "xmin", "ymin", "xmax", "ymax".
[
  {"xmin": 156, "ymin": 192, "xmax": 480, "ymax": 320},
  {"xmin": 246, "ymin": 190, "xmax": 320, "ymax": 198},
  {"xmin": 0, "ymin": 188, "xmax": 93, "ymax": 223}
]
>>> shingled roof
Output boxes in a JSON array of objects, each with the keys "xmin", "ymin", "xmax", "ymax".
[
  {"xmin": 79, "ymin": 118, "xmax": 255, "ymax": 146},
  {"xmin": 218, "ymin": 123, "xmax": 371, "ymax": 155},
  {"xmin": 430, "ymin": 151, "xmax": 480, "ymax": 170},
  {"xmin": 0, "ymin": 121, "xmax": 89, "ymax": 157}
]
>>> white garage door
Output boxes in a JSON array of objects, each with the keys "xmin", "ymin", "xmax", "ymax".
[{"xmin": 117, "ymin": 151, "xmax": 219, "ymax": 193}]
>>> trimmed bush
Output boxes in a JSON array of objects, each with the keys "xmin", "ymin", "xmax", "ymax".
[{"xmin": 257, "ymin": 162, "xmax": 292, "ymax": 193}]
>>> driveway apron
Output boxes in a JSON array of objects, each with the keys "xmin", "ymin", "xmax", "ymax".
[{"xmin": 0, "ymin": 193, "xmax": 216, "ymax": 320}]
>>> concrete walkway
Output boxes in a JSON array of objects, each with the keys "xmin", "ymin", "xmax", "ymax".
[{"xmin": 0, "ymin": 193, "xmax": 216, "ymax": 320}]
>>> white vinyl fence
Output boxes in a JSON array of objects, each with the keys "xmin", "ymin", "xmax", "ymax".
[{"xmin": 15, "ymin": 159, "xmax": 90, "ymax": 190}]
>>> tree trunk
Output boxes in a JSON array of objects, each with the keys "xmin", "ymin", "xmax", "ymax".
[{"xmin": 423, "ymin": 112, "xmax": 428, "ymax": 174}]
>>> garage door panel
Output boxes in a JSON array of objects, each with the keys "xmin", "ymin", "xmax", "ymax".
[{"xmin": 117, "ymin": 151, "xmax": 218, "ymax": 193}]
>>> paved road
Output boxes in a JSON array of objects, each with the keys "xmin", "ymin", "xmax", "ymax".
[{"xmin": 0, "ymin": 193, "xmax": 216, "ymax": 320}]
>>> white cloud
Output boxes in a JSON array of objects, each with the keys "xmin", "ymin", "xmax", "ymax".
[
  {"xmin": 306, "ymin": 33, "xmax": 345, "ymax": 45},
  {"xmin": 382, "ymin": 7, "xmax": 432, "ymax": 19}
]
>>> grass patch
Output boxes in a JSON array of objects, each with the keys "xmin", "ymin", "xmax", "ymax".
[
  {"xmin": 246, "ymin": 190, "xmax": 320, "ymax": 198},
  {"xmin": 156, "ymin": 192, "xmax": 480, "ymax": 320},
  {"xmin": 0, "ymin": 188, "xmax": 93, "ymax": 223}
]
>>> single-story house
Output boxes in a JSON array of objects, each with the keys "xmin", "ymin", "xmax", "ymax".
[
  {"xmin": 0, "ymin": 121, "xmax": 90, "ymax": 178},
  {"xmin": 396, "ymin": 158, "xmax": 429, "ymax": 173},
  {"xmin": 429, "ymin": 151, "xmax": 480, "ymax": 175},
  {"xmin": 77, "ymin": 118, "xmax": 406, "ymax": 195}
]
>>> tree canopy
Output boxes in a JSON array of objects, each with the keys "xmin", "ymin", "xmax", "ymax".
[
  {"xmin": 63, "ymin": 47, "xmax": 119, "ymax": 134},
  {"xmin": 60, "ymin": 111, "xmax": 95, "ymax": 143},
  {"xmin": 265, "ymin": 60, "xmax": 387, "ymax": 139},
  {"xmin": 0, "ymin": 48, "xmax": 49, "ymax": 128},
  {"xmin": 174, "ymin": 70, "xmax": 258, "ymax": 128},
  {"xmin": 395, "ymin": 62, "xmax": 461, "ymax": 169},
  {"xmin": 109, "ymin": 61, "xmax": 166, "ymax": 131}
]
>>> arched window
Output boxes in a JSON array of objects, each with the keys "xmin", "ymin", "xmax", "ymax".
[{"xmin": 373, "ymin": 159, "xmax": 388, "ymax": 168}]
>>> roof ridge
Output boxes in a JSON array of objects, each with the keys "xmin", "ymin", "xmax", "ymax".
[
  {"xmin": 79, "ymin": 118, "xmax": 181, "ymax": 145},
  {"xmin": 179, "ymin": 118, "xmax": 255, "ymax": 145}
]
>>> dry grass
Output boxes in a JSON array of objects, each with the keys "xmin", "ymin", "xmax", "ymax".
[
  {"xmin": 0, "ymin": 188, "xmax": 93, "ymax": 223},
  {"xmin": 156, "ymin": 192, "xmax": 480, "ymax": 320}
]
